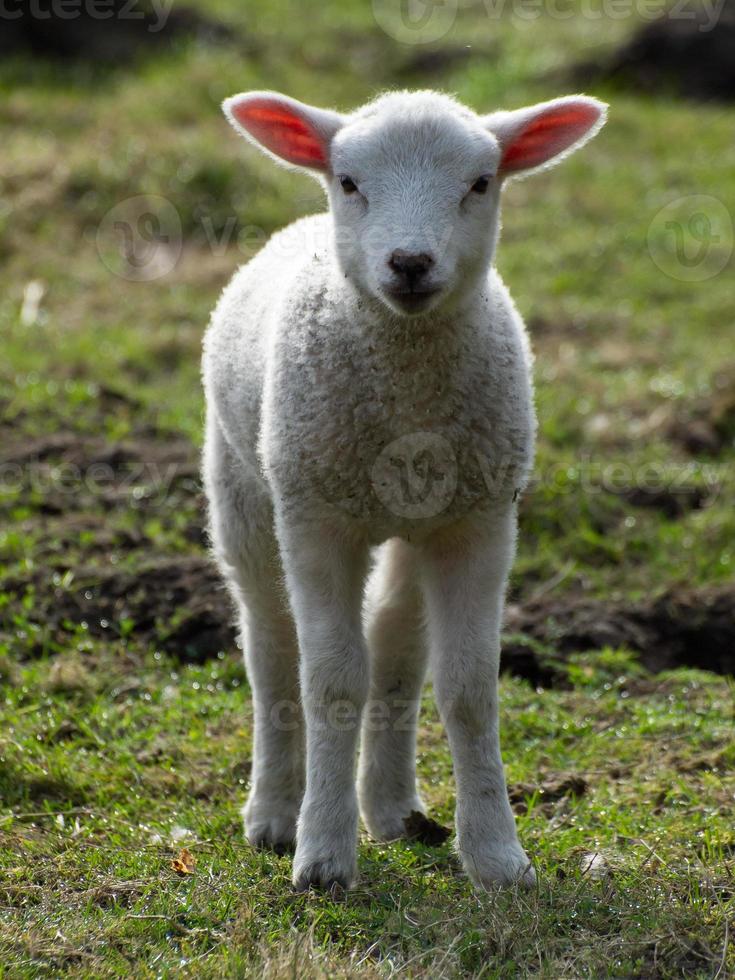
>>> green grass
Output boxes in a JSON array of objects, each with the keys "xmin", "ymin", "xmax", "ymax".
[
  {"xmin": 1, "ymin": 650, "xmax": 733, "ymax": 976},
  {"xmin": 1, "ymin": 0, "xmax": 734, "ymax": 975}
]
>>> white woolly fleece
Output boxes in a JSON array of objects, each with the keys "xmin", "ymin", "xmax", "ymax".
[{"xmin": 202, "ymin": 88, "xmax": 606, "ymax": 892}]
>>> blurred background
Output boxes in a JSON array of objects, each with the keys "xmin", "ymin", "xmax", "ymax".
[{"xmin": 0, "ymin": 1, "xmax": 733, "ymax": 974}]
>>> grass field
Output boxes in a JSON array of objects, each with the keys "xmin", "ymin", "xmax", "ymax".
[{"xmin": 1, "ymin": 0, "xmax": 733, "ymax": 975}]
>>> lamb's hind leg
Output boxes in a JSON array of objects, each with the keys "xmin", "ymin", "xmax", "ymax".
[
  {"xmin": 358, "ymin": 538, "xmax": 429, "ymax": 841},
  {"xmin": 204, "ymin": 414, "xmax": 303, "ymax": 851}
]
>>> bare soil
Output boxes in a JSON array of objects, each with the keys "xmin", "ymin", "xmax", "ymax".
[
  {"xmin": 574, "ymin": 1, "xmax": 735, "ymax": 102},
  {"xmin": 3, "ymin": 431, "xmax": 733, "ymax": 681}
]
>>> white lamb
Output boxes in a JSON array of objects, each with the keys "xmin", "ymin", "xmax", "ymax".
[{"xmin": 202, "ymin": 88, "xmax": 606, "ymax": 891}]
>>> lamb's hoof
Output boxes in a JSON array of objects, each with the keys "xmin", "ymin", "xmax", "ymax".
[
  {"xmin": 292, "ymin": 855, "xmax": 356, "ymax": 893},
  {"xmin": 462, "ymin": 842, "xmax": 536, "ymax": 891},
  {"xmin": 242, "ymin": 799, "xmax": 299, "ymax": 854}
]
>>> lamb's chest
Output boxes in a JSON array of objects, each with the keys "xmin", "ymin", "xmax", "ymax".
[{"xmin": 264, "ymin": 318, "xmax": 533, "ymax": 535}]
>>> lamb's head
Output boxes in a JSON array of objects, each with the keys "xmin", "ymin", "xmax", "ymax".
[{"xmin": 223, "ymin": 89, "xmax": 606, "ymax": 317}]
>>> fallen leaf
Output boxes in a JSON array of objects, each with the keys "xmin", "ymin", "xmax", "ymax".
[{"xmin": 171, "ymin": 848, "xmax": 196, "ymax": 875}]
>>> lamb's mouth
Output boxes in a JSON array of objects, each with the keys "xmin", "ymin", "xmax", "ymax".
[{"xmin": 383, "ymin": 286, "xmax": 442, "ymax": 315}]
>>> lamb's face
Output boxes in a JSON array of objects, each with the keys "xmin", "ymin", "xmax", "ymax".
[
  {"xmin": 223, "ymin": 89, "xmax": 606, "ymax": 318},
  {"xmin": 327, "ymin": 102, "xmax": 503, "ymax": 317}
]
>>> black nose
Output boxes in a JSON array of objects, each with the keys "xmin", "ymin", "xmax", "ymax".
[{"xmin": 388, "ymin": 249, "xmax": 434, "ymax": 286}]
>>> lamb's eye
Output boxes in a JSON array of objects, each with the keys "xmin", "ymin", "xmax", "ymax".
[
  {"xmin": 339, "ymin": 175, "xmax": 358, "ymax": 194},
  {"xmin": 471, "ymin": 175, "xmax": 491, "ymax": 194}
]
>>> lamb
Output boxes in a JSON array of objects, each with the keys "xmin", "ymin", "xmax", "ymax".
[{"xmin": 202, "ymin": 88, "xmax": 606, "ymax": 892}]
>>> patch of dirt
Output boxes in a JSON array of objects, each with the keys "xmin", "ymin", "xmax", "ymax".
[
  {"xmin": 666, "ymin": 370, "xmax": 735, "ymax": 455},
  {"xmin": 574, "ymin": 1, "xmax": 735, "ymax": 102},
  {"xmin": 4, "ymin": 429, "xmax": 197, "ymax": 472},
  {"xmin": 1, "ymin": 430, "xmax": 202, "ymax": 518},
  {"xmin": 3, "ymin": 556, "xmax": 233, "ymax": 661},
  {"xmin": 3, "ymin": 430, "xmax": 732, "ymax": 679},
  {"xmin": 504, "ymin": 584, "xmax": 735, "ymax": 678},
  {"xmin": 497, "ymin": 637, "xmax": 562, "ymax": 688},
  {"xmin": 5, "ymin": 543, "xmax": 734, "ymax": 680},
  {"xmin": 23, "ymin": 514, "xmax": 148, "ymax": 558},
  {"xmin": 509, "ymin": 773, "xmax": 587, "ymax": 816},
  {"xmin": 0, "ymin": 2, "xmax": 236, "ymax": 65},
  {"xmin": 612, "ymin": 485, "xmax": 708, "ymax": 519},
  {"xmin": 669, "ymin": 746, "xmax": 732, "ymax": 775},
  {"xmin": 403, "ymin": 811, "xmax": 451, "ymax": 846}
]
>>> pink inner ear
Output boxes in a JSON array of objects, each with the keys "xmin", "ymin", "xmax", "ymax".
[
  {"xmin": 231, "ymin": 98, "xmax": 327, "ymax": 168},
  {"xmin": 500, "ymin": 103, "xmax": 599, "ymax": 173}
]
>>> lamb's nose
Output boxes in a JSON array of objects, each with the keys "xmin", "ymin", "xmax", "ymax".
[{"xmin": 388, "ymin": 250, "xmax": 434, "ymax": 285}]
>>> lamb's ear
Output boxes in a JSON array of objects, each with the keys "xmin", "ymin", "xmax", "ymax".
[
  {"xmin": 223, "ymin": 91, "xmax": 344, "ymax": 172},
  {"xmin": 486, "ymin": 96, "xmax": 607, "ymax": 177}
]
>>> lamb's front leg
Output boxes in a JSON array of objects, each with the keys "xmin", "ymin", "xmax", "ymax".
[
  {"xmin": 278, "ymin": 517, "xmax": 370, "ymax": 891},
  {"xmin": 420, "ymin": 509, "xmax": 535, "ymax": 889}
]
